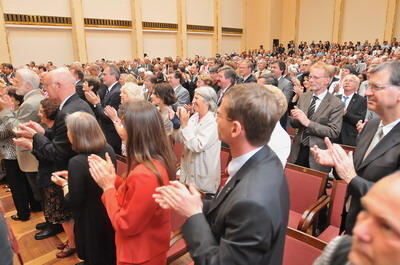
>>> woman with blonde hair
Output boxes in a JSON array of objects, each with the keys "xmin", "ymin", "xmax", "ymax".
[{"xmin": 88, "ymin": 101, "xmax": 176, "ymax": 265}]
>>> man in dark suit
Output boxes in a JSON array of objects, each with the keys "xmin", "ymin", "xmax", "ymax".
[
  {"xmin": 70, "ymin": 68, "xmax": 85, "ymax": 101},
  {"xmin": 85, "ymin": 65, "xmax": 122, "ymax": 154},
  {"xmin": 237, "ymin": 60, "xmax": 257, "ymax": 84},
  {"xmin": 168, "ymin": 71, "xmax": 190, "ymax": 107},
  {"xmin": 1, "ymin": 63, "xmax": 15, "ymax": 86},
  {"xmin": 188, "ymin": 64, "xmax": 200, "ymax": 101},
  {"xmin": 289, "ymin": 62, "xmax": 344, "ymax": 173},
  {"xmin": 336, "ymin": 74, "xmax": 367, "ymax": 146},
  {"xmin": 312, "ymin": 61, "xmax": 400, "ymax": 234},
  {"xmin": 216, "ymin": 66, "xmax": 236, "ymax": 106},
  {"xmin": 154, "ymin": 83, "xmax": 289, "ymax": 265}
]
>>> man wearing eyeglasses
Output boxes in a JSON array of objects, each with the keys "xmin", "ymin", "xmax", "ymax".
[
  {"xmin": 289, "ymin": 62, "xmax": 344, "ymax": 173},
  {"xmin": 312, "ymin": 61, "xmax": 400, "ymax": 234}
]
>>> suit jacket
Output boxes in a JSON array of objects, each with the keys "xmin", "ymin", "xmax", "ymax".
[
  {"xmin": 345, "ymin": 118, "xmax": 400, "ymax": 233},
  {"xmin": 336, "ymin": 94, "xmax": 367, "ymax": 146},
  {"xmin": 289, "ymin": 91, "xmax": 344, "ymax": 172},
  {"xmin": 75, "ymin": 80, "xmax": 85, "ymax": 101},
  {"xmin": 183, "ymin": 146, "xmax": 289, "ymax": 265},
  {"xmin": 237, "ymin": 74, "xmax": 257, "ymax": 84},
  {"xmin": 32, "ymin": 93, "xmax": 94, "ymax": 171},
  {"xmin": 187, "ymin": 74, "xmax": 198, "ymax": 101},
  {"xmin": 278, "ymin": 77, "xmax": 294, "ymax": 105},
  {"xmin": 216, "ymin": 85, "xmax": 232, "ymax": 106},
  {"xmin": 0, "ymin": 89, "xmax": 43, "ymax": 172},
  {"xmin": 93, "ymin": 82, "xmax": 122, "ymax": 154},
  {"xmin": 102, "ymin": 160, "xmax": 171, "ymax": 264},
  {"xmin": 173, "ymin": 85, "xmax": 190, "ymax": 107}
]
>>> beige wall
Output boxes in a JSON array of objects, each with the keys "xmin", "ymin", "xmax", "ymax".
[
  {"xmin": 86, "ymin": 30, "xmax": 132, "ymax": 62},
  {"xmin": 187, "ymin": 33, "xmax": 213, "ymax": 58},
  {"xmin": 297, "ymin": 0, "xmax": 335, "ymax": 43},
  {"xmin": 83, "ymin": 0, "xmax": 132, "ymax": 20},
  {"xmin": 221, "ymin": 0, "xmax": 243, "ymax": 28},
  {"xmin": 3, "ymin": 0, "xmax": 71, "ymax": 17},
  {"xmin": 7, "ymin": 27, "xmax": 74, "ymax": 66},
  {"xmin": 141, "ymin": 0, "xmax": 177, "ymax": 23},
  {"xmin": 244, "ymin": 0, "xmax": 269, "ymax": 50},
  {"xmin": 342, "ymin": 0, "xmax": 387, "ymax": 42},
  {"xmin": 186, "ymin": 0, "xmax": 213, "ymax": 26},
  {"xmin": 222, "ymin": 35, "xmax": 241, "ymax": 54},
  {"xmin": 143, "ymin": 32, "xmax": 177, "ymax": 58},
  {"xmin": 395, "ymin": 0, "xmax": 400, "ymax": 39}
]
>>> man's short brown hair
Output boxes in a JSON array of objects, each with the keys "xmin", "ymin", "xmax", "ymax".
[{"xmin": 224, "ymin": 83, "xmax": 280, "ymax": 145}]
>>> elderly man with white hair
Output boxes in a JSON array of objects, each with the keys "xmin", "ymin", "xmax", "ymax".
[
  {"xmin": 0, "ymin": 68, "xmax": 43, "ymax": 223},
  {"xmin": 175, "ymin": 86, "xmax": 221, "ymax": 194}
]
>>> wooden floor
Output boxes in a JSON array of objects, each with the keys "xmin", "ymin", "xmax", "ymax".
[
  {"xmin": 0, "ymin": 185, "xmax": 80, "ymax": 265},
  {"xmin": 1, "ymin": 185, "xmax": 193, "ymax": 265}
]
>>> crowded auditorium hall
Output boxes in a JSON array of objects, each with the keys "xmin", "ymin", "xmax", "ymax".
[{"xmin": 1, "ymin": 0, "xmax": 400, "ymax": 265}]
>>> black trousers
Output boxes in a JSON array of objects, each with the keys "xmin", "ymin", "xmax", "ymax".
[
  {"xmin": 294, "ymin": 144, "xmax": 310, "ymax": 168},
  {"xmin": 4, "ymin": 159, "xmax": 41, "ymax": 219}
]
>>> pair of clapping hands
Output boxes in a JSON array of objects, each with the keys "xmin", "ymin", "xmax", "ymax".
[{"xmin": 13, "ymin": 121, "xmax": 45, "ymax": 150}]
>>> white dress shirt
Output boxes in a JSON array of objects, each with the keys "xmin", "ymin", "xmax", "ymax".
[
  {"xmin": 268, "ymin": 122, "xmax": 291, "ymax": 167},
  {"xmin": 313, "ymin": 89, "xmax": 329, "ymax": 112}
]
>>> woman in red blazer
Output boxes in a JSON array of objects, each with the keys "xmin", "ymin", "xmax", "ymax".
[{"xmin": 88, "ymin": 101, "xmax": 176, "ymax": 265}]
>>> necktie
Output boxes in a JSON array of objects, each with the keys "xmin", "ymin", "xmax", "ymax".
[
  {"xmin": 302, "ymin": 96, "xmax": 318, "ymax": 146},
  {"xmin": 343, "ymin": 96, "xmax": 349, "ymax": 109},
  {"xmin": 363, "ymin": 125, "xmax": 384, "ymax": 161}
]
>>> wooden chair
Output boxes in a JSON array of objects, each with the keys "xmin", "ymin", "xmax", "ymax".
[
  {"xmin": 283, "ymin": 227, "xmax": 326, "ymax": 265},
  {"xmin": 115, "ymin": 154, "xmax": 127, "ymax": 176},
  {"xmin": 339, "ymin": 144, "xmax": 356, "ymax": 154},
  {"xmin": 284, "ymin": 163, "xmax": 329, "ymax": 233},
  {"xmin": 173, "ymin": 142, "xmax": 184, "ymax": 167},
  {"xmin": 317, "ymin": 180, "xmax": 348, "ymax": 242},
  {"xmin": 219, "ymin": 146, "xmax": 232, "ymax": 189},
  {"xmin": 167, "ymin": 210, "xmax": 188, "ymax": 264}
]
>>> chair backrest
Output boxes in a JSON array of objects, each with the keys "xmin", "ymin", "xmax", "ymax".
[
  {"xmin": 284, "ymin": 163, "xmax": 328, "ymax": 213},
  {"xmin": 173, "ymin": 142, "xmax": 184, "ymax": 165},
  {"xmin": 219, "ymin": 146, "xmax": 232, "ymax": 189},
  {"xmin": 328, "ymin": 180, "xmax": 348, "ymax": 227},
  {"xmin": 283, "ymin": 227, "xmax": 326, "ymax": 265},
  {"xmin": 115, "ymin": 155, "xmax": 128, "ymax": 177}
]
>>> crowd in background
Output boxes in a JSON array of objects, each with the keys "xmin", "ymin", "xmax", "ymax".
[{"xmin": 0, "ymin": 37, "xmax": 399, "ymax": 265}]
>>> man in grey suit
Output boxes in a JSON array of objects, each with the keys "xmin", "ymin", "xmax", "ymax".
[
  {"xmin": 289, "ymin": 62, "xmax": 344, "ymax": 172},
  {"xmin": 168, "ymin": 71, "xmax": 190, "ymax": 107},
  {"xmin": 312, "ymin": 61, "xmax": 400, "ymax": 234},
  {"xmin": 0, "ymin": 69, "xmax": 43, "ymax": 221},
  {"xmin": 155, "ymin": 83, "xmax": 289, "ymax": 265}
]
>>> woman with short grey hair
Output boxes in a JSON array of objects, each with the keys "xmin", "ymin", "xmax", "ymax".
[{"xmin": 174, "ymin": 86, "xmax": 221, "ymax": 193}]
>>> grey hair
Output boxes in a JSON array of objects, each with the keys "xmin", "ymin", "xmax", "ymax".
[
  {"xmin": 370, "ymin": 61, "xmax": 400, "ymax": 86},
  {"xmin": 106, "ymin": 64, "xmax": 120, "ymax": 81},
  {"xmin": 17, "ymin": 69, "xmax": 40, "ymax": 89},
  {"xmin": 194, "ymin": 86, "xmax": 218, "ymax": 112},
  {"xmin": 121, "ymin": 82, "xmax": 144, "ymax": 101},
  {"xmin": 50, "ymin": 67, "xmax": 76, "ymax": 85}
]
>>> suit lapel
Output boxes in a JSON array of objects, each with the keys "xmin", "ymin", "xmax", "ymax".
[
  {"xmin": 358, "ymin": 122, "xmax": 400, "ymax": 170},
  {"xmin": 103, "ymin": 83, "xmax": 118, "ymax": 104},
  {"xmin": 354, "ymin": 119, "xmax": 379, "ymax": 169},
  {"xmin": 346, "ymin": 95, "xmax": 357, "ymax": 111},
  {"xmin": 311, "ymin": 93, "xmax": 330, "ymax": 120}
]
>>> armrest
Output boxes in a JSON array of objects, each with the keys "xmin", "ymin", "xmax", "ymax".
[
  {"xmin": 168, "ymin": 229, "xmax": 188, "ymax": 264},
  {"xmin": 298, "ymin": 195, "xmax": 331, "ymax": 234}
]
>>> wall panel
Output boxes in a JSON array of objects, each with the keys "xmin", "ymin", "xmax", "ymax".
[
  {"xmin": 186, "ymin": 0, "xmax": 213, "ymax": 26},
  {"xmin": 187, "ymin": 34, "xmax": 213, "ymax": 57},
  {"xmin": 222, "ymin": 35, "xmax": 241, "ymax": 54},
  {"xmin": 83, "ymin": 0, "xmax": 132, "ymax": 20},
  {"xmin": 143, "ymin": 32, "xmax": 177, "ymax": 58},
  {"xmin": 86, "ymin": 30, "xmax": 132, "ymax": 62},
  {"xmin": 298, "ymin": 0, "xmax": 335, "ymax": 42},
  {"xmin": 221, "ymin": 0, "xmax": 243, "ymax": 28},
  {"xmin": 341, "ymin": 0, "xmax": 387, "ymax": 42},
  {"xmin": 7, "ymin": 27, "xmax": 74, "ymax": 66},
  {"xmin": 3, "ymin": 0, "xmax": 71, "ymax": 17},
  {"xmin": 142, "ymin": 0, "xmax": 177, "ymax": 23},
  {"xmin": 395, "ymin": 0, "xmax": 400, "ymax": 39}
]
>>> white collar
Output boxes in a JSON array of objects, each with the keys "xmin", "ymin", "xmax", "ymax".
[
  {"xmin": 380, "ymin": 118, "xmax": 400, "ymax": 136},
  {"xmin": 23, "ymin": 89, "xmax": 36, "ymax": 100},
  {"xmin": 108, "ymin": 81, "xmax": 118, "ymax": 91},
  {"xmin": 59, "ymin": 93, "xmax": 74, "ymax": 110},
  {"xmin": 313, "ymin": 89, "xmax": 328, "ymax": 100},
  {"xmin": 174, "ymin": 85, "xmax": 180, "ymax": 92},
  {"xmin": 227, "ymin": 146, "xmax": 263, "ymax": 179}
]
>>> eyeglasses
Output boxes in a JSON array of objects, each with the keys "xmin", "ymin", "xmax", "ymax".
[{"xmin": 367, "ymin": 83, "xmax": 400, "ymax": 92}]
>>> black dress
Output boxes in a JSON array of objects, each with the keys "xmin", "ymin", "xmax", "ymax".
[{"xmin": 65, "ymin": 144, "xmax": 116, "ymax": 265}]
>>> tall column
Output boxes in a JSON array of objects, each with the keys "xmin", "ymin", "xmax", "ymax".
[
  {"xmin": 241, "ymin": 0, "xmax": 247, "ymax": 52},
  {"xmin": 176, "ymin": 0, "xmax": 187, "ymax": 58},
  {"xmin": 332, "ymin": 0, "xmax": 344, "ymax": 43},
  {"xmin": 0, "ymin": 0, "xmax": 11, "ymax": 63},
  {"xmin": 69, "ymin": 0, "xmax": 88, "ymax": 63},
  {"xmin": 213, "ymin": 0, "xmax": 222, "ymax": 55},
  {"xmin": 384, "ymin": 0, "xmax": 398, "ymax": 42},
  {"xmin": 131, "ymin": 0, "xmax": 144, "ymax": 59}
]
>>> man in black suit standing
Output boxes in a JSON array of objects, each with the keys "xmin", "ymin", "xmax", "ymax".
[
  {"xmin": 85, "ymin": 65, "xmax": 122, "ymax": 155},
  {"xmin": 70, "ymin": 67, "xmax": 85, "ymax": 101},
  {"xmin": 216, "ymin": 66, "xmax": 236, "ymax": 106},
  {"xmin": 312, "ymin": 61, "xmax": 400, "ymax": 234},
  {"xmin": 336, "ymin": 74, "xmax": 367, "ymax": 146},
  {"xmin": 237, "ymin": 60, "xmax": 257, "ymax": 84},
  {"xmin": 154, "ymin": 83, "xmax": 289, "ymax": 265}
]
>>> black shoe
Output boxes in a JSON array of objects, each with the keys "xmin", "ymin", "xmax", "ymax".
[
  {"xmin": 36, "ymin": 221, "xmax": 49, "ymax": 230},
  {"xmin": 34, "ymin": 225, "xmax": 63, "ymax": 240},
  {"xmin": 11, "ymin": 214, "xmax": 29, "ymax": 221}
]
